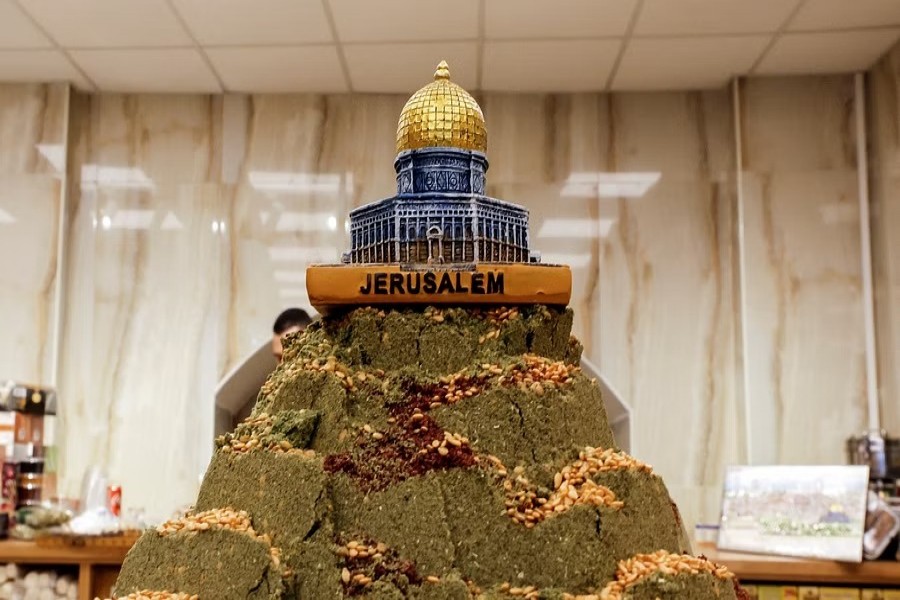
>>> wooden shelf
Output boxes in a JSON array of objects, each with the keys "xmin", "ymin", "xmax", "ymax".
[
  {"xmin": 0, "ymin": 538, "xmax": 133, "ymax": 598},
  {"xmin": 699, "ymin": 543, "xmax": 900, "ymax": 585},
  {"xmin": 0, "ymin": 539, "xmax": 896, "ymax": 594}
]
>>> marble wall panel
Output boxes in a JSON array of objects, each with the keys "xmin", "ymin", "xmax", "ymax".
[
  {"xmin": 0, "ymin": 83, "xmax": 68, "ymax": 387},
  {"xmin": 482, "ymin": 94, "xmax": 606, "ymax": 355},
  {"xmin": 59, "ymin": 94, "xmax": 224, "ymax": 520},
  {"xmin": 221, "ymin": 94, "xmax": 404, "ymax": 373},
  {"xmin": 739, "ymin": 77, "xmax": 867, "ymax": 465},
  {"xmin": 591, "ymin": 91, "xmax": 742, "ymax": 528},
  {"xmin": 869, "ymin": 44, "xmax": 900, "ymax": 435}
]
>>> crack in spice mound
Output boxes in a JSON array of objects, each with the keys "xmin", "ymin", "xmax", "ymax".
[{"xmin": 112, "ymin": 62, "xmax": 744, "ymax": 600}]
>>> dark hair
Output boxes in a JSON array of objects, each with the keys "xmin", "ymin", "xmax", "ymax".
[{"xmin": 273, "ymin": 308, "xmax": 312, "ymax": 334}]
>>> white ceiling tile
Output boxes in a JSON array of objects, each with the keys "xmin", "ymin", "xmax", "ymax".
[
  {"xmin": 613, "ymin": 36, "xmax": 769, "ymax": 90},
  {"xmin": 328, "ymin": 0, "xmax": 479, "ymax": 42},
  {"xmin": 70, "ymin": 49, "xmax": 220, "ymax": 92},
  {"xmin": 635, "ymin": 0, "xmax": 800, "ymax": 35},
  {"xmin": 344, "ymin": 42, "xmax": 477, "ymax": 92},
  {"xmin": 171, "ymin": 0, "xmax": 332, "ymax": 45},
  {"xmin": 485, "ymin": 0, "xmax": 638, "ymax": 39},
  {"xmin": 757, "ymin": 29, "xmax": 900, "ymax": 74},
  {"xmin": 18, "ymin": 0, "xmax": 191, "ymax": 48},
  {"xmin": 207, "ymin": 46, "xmax": 347, "ymax": 92},
  {"xmin": 0, "ymin": 50, "xmax": 90, "ymax": 87},
  {"xmin": 0, "ymin": 0, "xmax": 52, "ymax": 48},
  {"xmin": 790, "ymin": 0, "xmax": 900, "ymax": 31},
  {"xmin": 483, "ymin": 40, "xmax": 620, "ymax": 91}
]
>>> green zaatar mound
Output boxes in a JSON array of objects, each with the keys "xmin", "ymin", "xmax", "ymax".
[
  {"xmin": 114, "ymin": 306, "xmax": 742, "ymax": 600},
  {"xmin": 115, "ymin": 529, "xmax": 287, "ymax": 600}
]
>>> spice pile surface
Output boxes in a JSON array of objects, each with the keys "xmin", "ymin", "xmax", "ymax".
[{"xmin": 112, "ymin": 306, "xmax": 745, "ymax": 600}]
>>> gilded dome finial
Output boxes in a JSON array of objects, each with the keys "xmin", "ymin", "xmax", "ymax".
[
  {"xmin": 396, "ymin": 62, "xmax": 486, "ymax": 154},
  {"xmin": 434, "ymin": 60, "xmax": 450, "ymax": 80}
]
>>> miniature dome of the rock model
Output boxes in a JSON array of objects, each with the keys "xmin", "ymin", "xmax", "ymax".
[{"xmin": 396, "ymin": 61, "xmax": 487, "ymax": 154}]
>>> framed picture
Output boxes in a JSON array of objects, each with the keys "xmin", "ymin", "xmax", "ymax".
[{"xmin": 717, "ymin": 465, "xmax": 870, "ymax": 562}]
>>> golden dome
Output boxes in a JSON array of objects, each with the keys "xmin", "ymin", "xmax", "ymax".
[{"xmin": 396, "ymin": 61, "xmax": 486, "ymax": 154}]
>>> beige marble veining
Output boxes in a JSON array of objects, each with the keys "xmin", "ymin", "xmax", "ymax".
[
  {"xmin": 868, "ymin": 43, "xmax": 900, "ymax": 435},
  {"xmin": 0, "ymin": 83, "xmax": 68, "ymax": 175},
  {"xmin": 482, "ymin": 94, "xmax": 606, "ymax": 356},
  {"xmin": 59, "ymin": 93, "xmax": 224, "ymax": 520},
  {"xmin": 221, "ymin": 94, "xmax": 405, "ymax": 375},
  {"xmin": 591, "ymin": 91, "xmax": 742, "ymax": 528},
  {"xmin": 319, "ymin": 95, "xmax": 406, "ymax": 210},
  {"xmin": 740, "ymin": 77, "xmax": 867, "ymax": 464},
  {"xmin": 223, "ymin": 94, "xmax": 341, "ymax": 371},
  {"xmin": 0, "ymin": 83, "xmax": 68, "ymax": 388}
]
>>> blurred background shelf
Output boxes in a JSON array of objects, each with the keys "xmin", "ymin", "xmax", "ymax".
[
  {"xmin": 0, "ymin": 538, "xmax": 134, "ymax": 598},
  {"xmin": 700, "ymin": 543, "xmax": 900, "ymax": 585}
]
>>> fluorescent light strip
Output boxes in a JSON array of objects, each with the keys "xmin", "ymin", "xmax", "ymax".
[
  {"xmin": 537, "ymin": 218, "xmax": 616, "ymax": 238},
  {"xmin": 81, "ymin": 165, "xmax": 155, "ymax": 191},
  {"xmin": 273, "ymin": 270, "xmax": 308, "ymax": 284},
  {"xmin": 248, "ymin": 171, "xmax": 351, "ymax": 195},
  {"xmin": 561, "ymin": 172, "xmax": 661, "ymax": 198},
  {"xmin": 267, "ymin": 246, "xmax": 339, "ymax": 263},
  {"xmin": 539, "ymin": 253, "xmax": 592, "ymax": 269},
  {"xmin": 274, "ymin": 211, "xmax": 339, "ymax": 232}
]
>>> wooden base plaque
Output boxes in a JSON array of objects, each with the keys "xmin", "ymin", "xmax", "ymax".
[{"xmin": 306, "ymin": 263, "xmax": 572, "ymax": 314}]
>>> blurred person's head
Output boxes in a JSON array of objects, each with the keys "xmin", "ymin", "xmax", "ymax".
[{"xmin": 272, "ymin": 308, "xmax": 312, "ymax": 362}]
